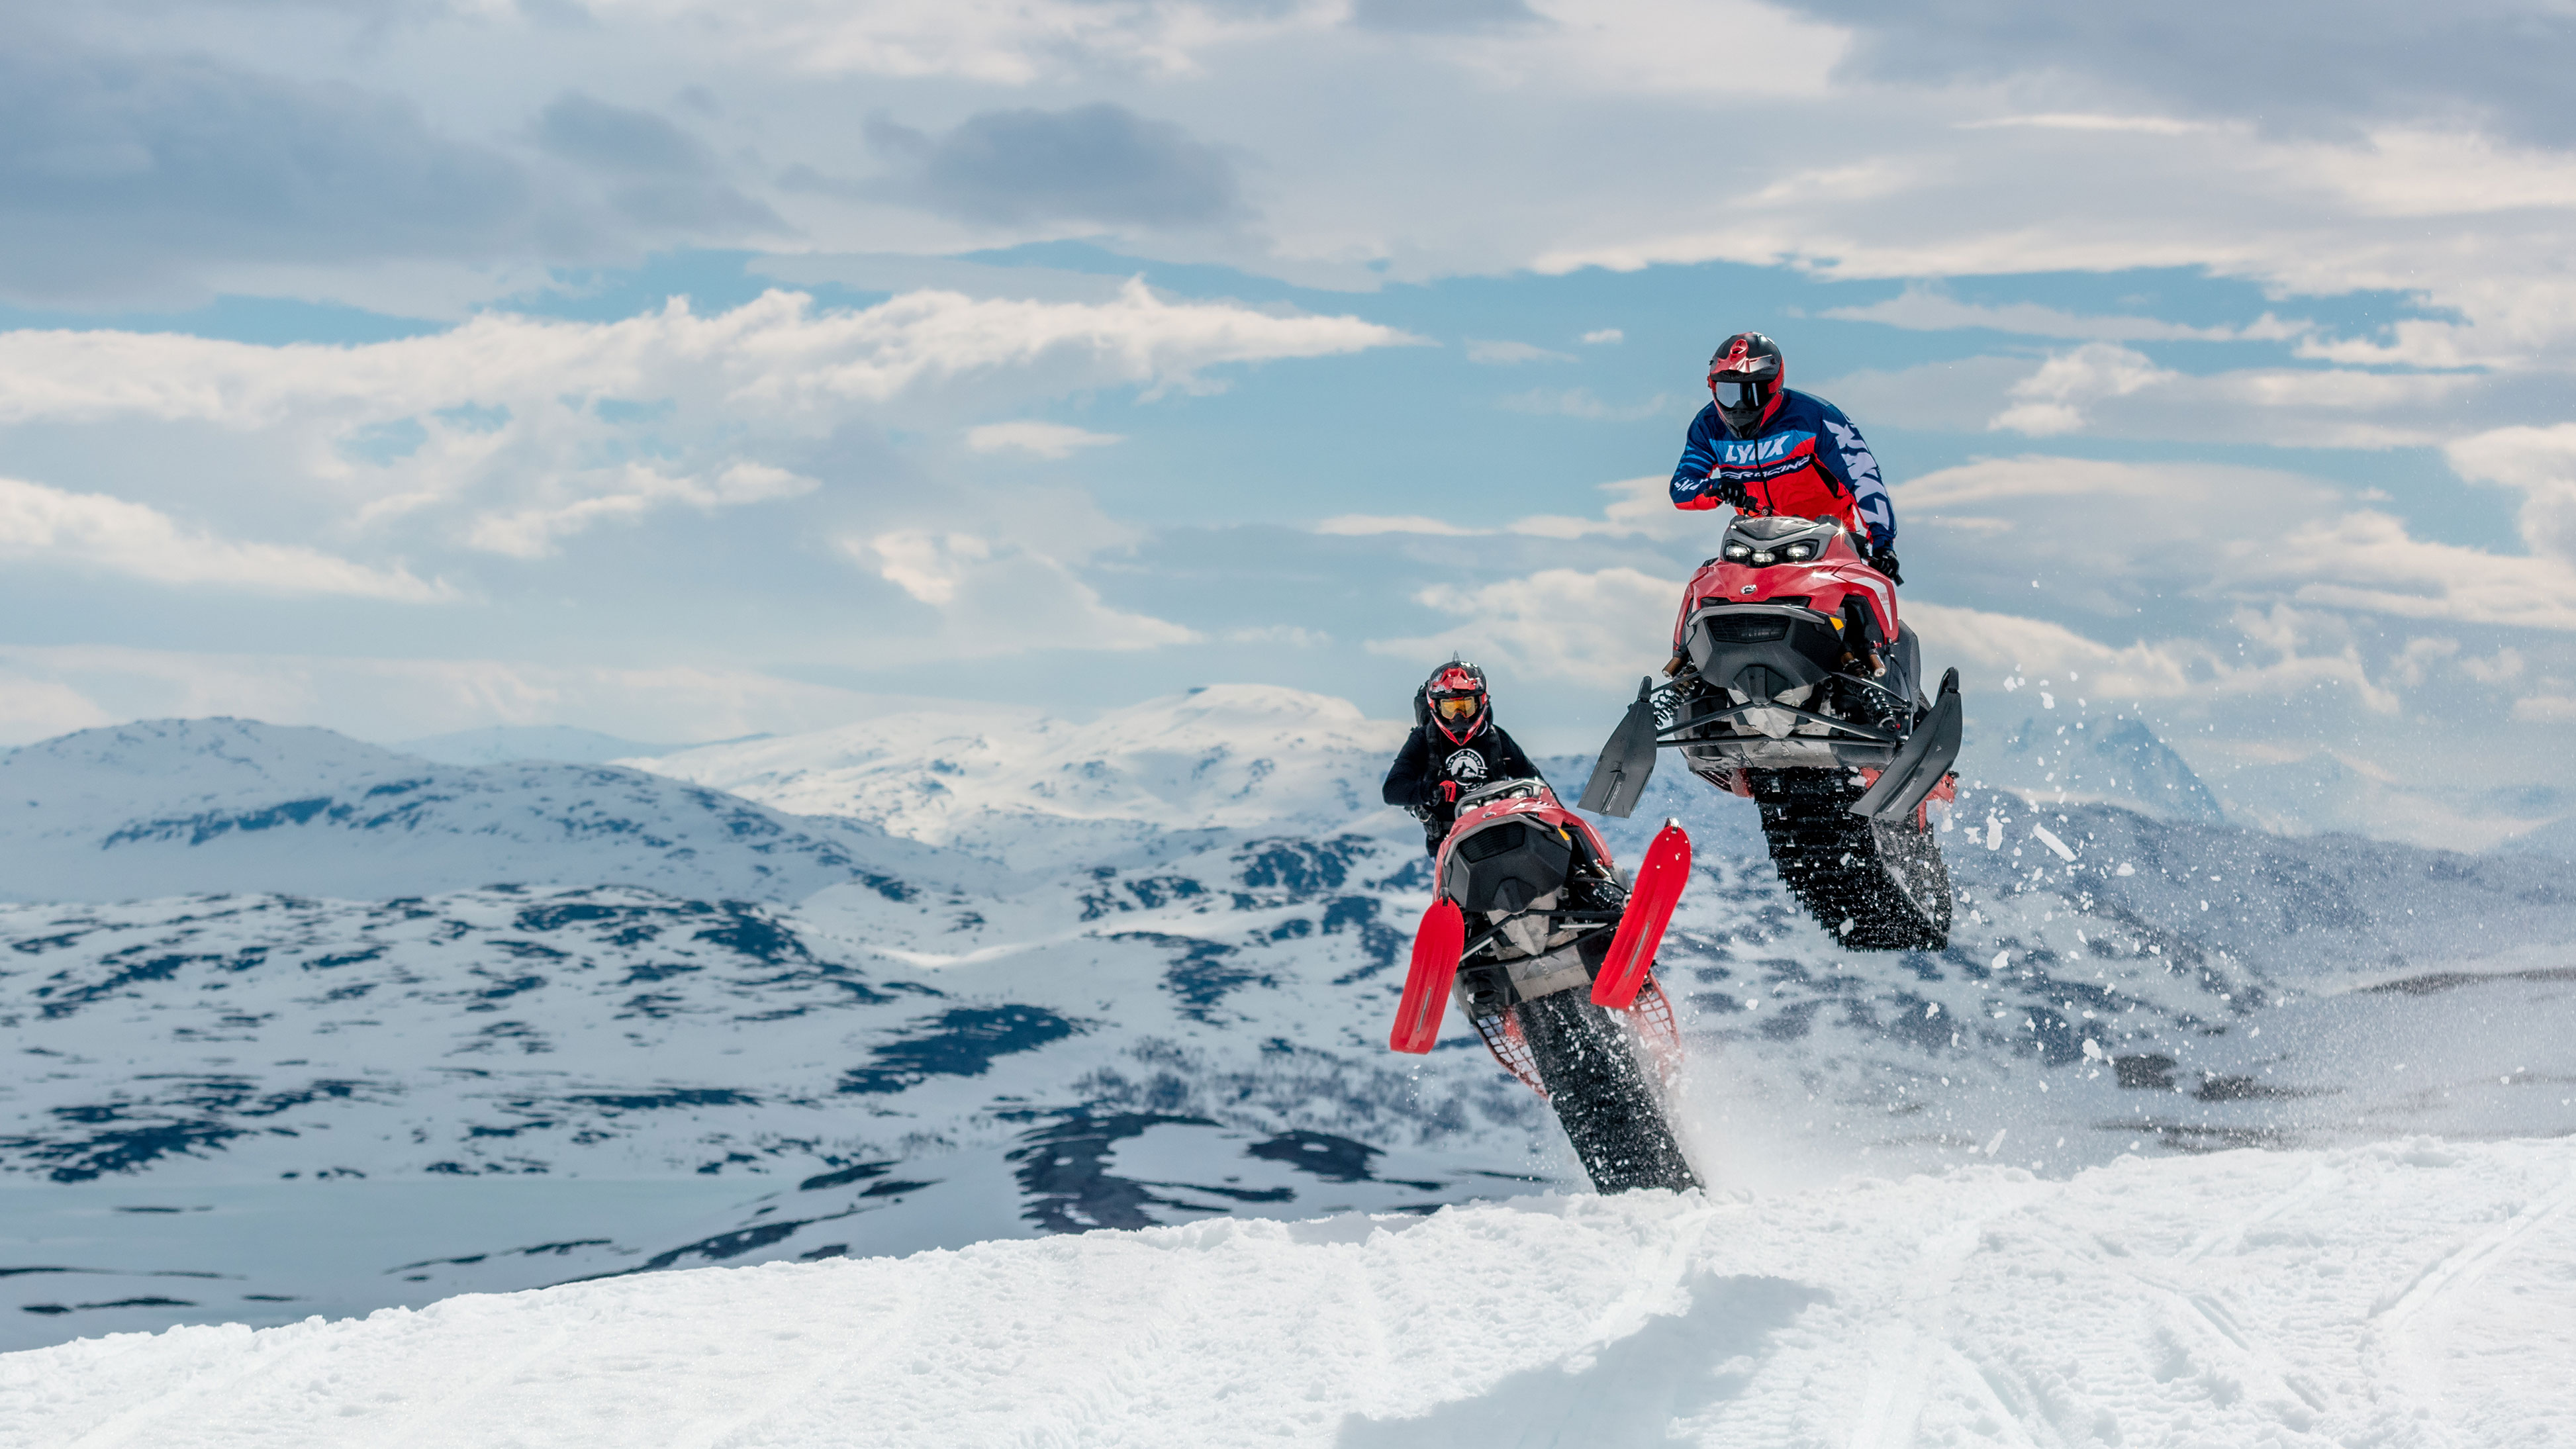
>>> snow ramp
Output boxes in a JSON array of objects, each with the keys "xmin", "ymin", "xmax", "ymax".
[{"xmin": 7, "ymin": 1137, "xmax": 2573, "ymax": 1448}]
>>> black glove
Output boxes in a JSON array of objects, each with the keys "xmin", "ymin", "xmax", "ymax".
[
  {"xmin": 1704, "ymin": 474, "xmax": 1752, "ymax": 510},
  {"xmin": 1867, "ymin": 546, "xmax": 1903, "ymax": 586},
  {"xmin": 1426, "ymin": 779, "xmax": 1462, "ymax": 808}
]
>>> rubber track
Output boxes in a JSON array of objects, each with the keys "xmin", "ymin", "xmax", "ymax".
[
  {"xmin": 1747, "ymin": 768, "xmax": 1952, "ymax": 951},
  {"xmin": 1517, "ymin": 992, "xmax": 1701, "ymax": 1193}
]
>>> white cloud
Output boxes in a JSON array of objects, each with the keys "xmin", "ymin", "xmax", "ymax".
[
  {"xmin": 849, "ymin": 529, "xmax": 1199, "ymax": 655},
  {"xmin": 0, "ymin": 643, "xmax": 917, "ymax": 748},
  {"xmin": 1465, "ymin": 340, "xmax": 1574, "ymax": 365},
  {"xmin": 1368, "ymin": 566, "xmax": 1680, "ymax": 688},
  {"xmin": 0, "ymin": 475, "xmax": 450, "ymax": 600},
  {"xmin": 0, "ymin": 668, "xmax": 115, "ymax": 744},
  {"xmin": 0, "ymin": 282, "xmax": 1413, "ymax": 428},
  {"xmin": 965, "ymin": 421, "xmax": 1125, "ymax": 458},
  {"xmin": 1313, "ymin": 514, "xmax": 1486, "ymax": 537},
  {"xmin": 1903, "ymin": 453, "xmax": 2576, "ymax": 633},
  {"xmin": 1500, "ymin": 387, "xmax": 1672, "ymax": 422},
  {"xmin": 1825, "ymin": 283, "xmax": 2310, "ymax": 344},
  {"xmin": 1900, "ymin": 600, "xmax": 2398, "ymax": 712},
  {"xmin": 2447, "ymin": 424, "xmax": 2576, "ymax": 567},
  {"xmin": 866, "ymin": 530, "xmax": 993, "ymax": 606},
  {"xmin": 1580, "ymin": 329, "xmax": 1623, "ymax": 345},
  {"xmin": 1826, "ymin": 350, "xmax": 2474, "ymax": 449},
  {"xmin": 0, "ymin": 283, "xmax": 1412, "ymax": 557},
  {"xmin": 1223, "ymin": 624, "xmax": 1330, "ymax": 647},
  {"xmin": 580, "ymin": 0, "xmax": 1327, "ymax": 83},
  {"xmin": 465, "ymin": 461, "xmax": 821, "ymax": 559},
  {"xmin": 1988, "ymin": 343, "xmax": 2173, "ymax": 434}
]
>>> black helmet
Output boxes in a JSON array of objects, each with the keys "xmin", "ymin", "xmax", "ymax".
[
  {"xmin": 1707, "ymin": 332, "xmax": 1784, "ymax": 439},
  {"xmin": 1415, "ymin": 659, "xmax": 1490, "ymax": 745}
]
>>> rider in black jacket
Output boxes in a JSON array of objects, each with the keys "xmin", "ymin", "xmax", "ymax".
[{"xmin": 1382, "ymin": 660, "xmax": 1545, "ymax": 855}]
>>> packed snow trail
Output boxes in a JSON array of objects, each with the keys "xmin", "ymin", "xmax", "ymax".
[{"xmin": 7, "ymin": 1137, "xmax": 2571, "ymax": 1448}]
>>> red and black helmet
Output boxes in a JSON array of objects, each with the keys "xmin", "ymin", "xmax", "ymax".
[
  {"xmin": 1416, "ymin": 659, "xmax": 1490, "ymax": 745},
  {"xmin": 1707, "ymin": 332, "xmax": 1785, "ymax": 439}
]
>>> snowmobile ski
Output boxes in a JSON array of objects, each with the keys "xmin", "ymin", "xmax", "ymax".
[
  {"xmin": 1592, "ymin": 820, "xmax": 1689, "ymax": 1009},
  {"xmin": 1389, "ymin": 897, "xmax": 1465, "ymax": 1053},
  {"xmin": 1848, "ymin": 667, "xmax": 1963, "ymax": 821},
  {"xmin": 1576, "ymin": 677, "xmax": 1660, "ymax": 819}
]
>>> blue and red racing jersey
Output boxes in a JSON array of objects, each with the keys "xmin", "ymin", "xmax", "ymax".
[{"xmin": 1668, "ymin": 389, "xmax": 1895, "ymax": 549}]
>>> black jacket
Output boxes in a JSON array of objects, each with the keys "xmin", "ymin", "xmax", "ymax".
[{"xmin": 1382, "ymin": 722, "xmax": 1544, "ymax": 835}]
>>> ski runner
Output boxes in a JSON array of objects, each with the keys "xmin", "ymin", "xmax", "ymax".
[
  {"xmin": 1670, "ymin": 331, "xmax": 1903, "ymax": 584},
  {"xmin": 1381, "ymin": 660, "xmax": 1544, "ymax": 855}
]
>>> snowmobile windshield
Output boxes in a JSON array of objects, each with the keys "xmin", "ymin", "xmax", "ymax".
[{"xmin": 1720, "ymin": 515, "xmax": 1837, "ymax": 566}]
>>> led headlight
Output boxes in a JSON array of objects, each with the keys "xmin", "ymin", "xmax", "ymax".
[
  {"xmin": 1782, "ymin": 541, "xmax": 1817, "ymax": 561},
  {"xmin": 1750, "ymin": 549, "xmax": 1775, "ymax": 564},
  {"xmin": 1723, "ymin": 543, "xmax": 1752, "ymax": 561}
]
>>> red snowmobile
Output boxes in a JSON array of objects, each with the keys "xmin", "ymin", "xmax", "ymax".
[
  {"xmin": 1386, "ymin": 777, "xmax": 1699, "ymax": 1194},
  {"xmin": 1580, "ymin": 513, "xmax": 1962, "ymax": 950}
]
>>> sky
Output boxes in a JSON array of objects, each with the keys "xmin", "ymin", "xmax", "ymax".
[{"xmin": 1, "ymin": 0, "xmax": 2573, "ymax": 846}]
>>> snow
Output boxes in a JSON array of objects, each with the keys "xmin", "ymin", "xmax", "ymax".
[
  {"xmin": 0, "ymin": 718, "xmax": 940, "ymax": 903},
  {"xmin": 6, "ymin": 690, "xmax": 2576, "ymax": 1403},
  {"xmin": 618, "ymin": 684, "xmax": 1406, "ymax": 867},
  {"xmin": 8, "ymin": 1137, "xmax": 2572, "ymax": 1446}
]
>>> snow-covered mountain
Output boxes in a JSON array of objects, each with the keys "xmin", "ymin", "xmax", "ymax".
[
  {"xmin": 617, "ymin": 684, "xmax": 1406, "ymax": 868},
  {"xmin": 4, "ymin": 690, "xmax": 2573, "ymax": 1356},
  {"xmin": 0, "ymin": 718, "xmax": 945, "ymax": 904},
  {"xmin": 389, "ymin": 725, "xmax": 691, "ymax": 767},
  {"xmin": 11, "ymin": 1136, "xmax": 2573, "ymax": 1448}
]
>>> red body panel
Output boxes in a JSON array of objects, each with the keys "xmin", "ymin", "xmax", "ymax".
[
  {"xmin": 1427, "ymin": 790, "xmax": 1614, "ymax": 888},
  {"xmin": 1593, "ymin": 822, "xmax": 1691, "ymax": 1009},
  {"xmin": 1390, "ymin": 898, "xmax": 1464, "ymax": 1054},
  {"xmin": 1672, "ymin": 525, "xmax": 1899, "ymax": 654},
  {"xmin": 1391, "ymin": 782, "xmax": 1680, "ymax": 1078}
]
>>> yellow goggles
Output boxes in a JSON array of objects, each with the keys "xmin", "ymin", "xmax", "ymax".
[{"xmin": 1435, "ymin": 696, "xmax": 1480, "ymax": 720}]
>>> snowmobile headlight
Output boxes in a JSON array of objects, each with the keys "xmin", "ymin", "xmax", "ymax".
[
  {"xmin": 1722, "ymin": 543, "xmax": 1752, "ymax": 562},
  {"xmin": 1750, "ymin": 549, "xmax": 1776, "ymax": 565},
  {"xmin": 1782, "ymin": 541, "xmax": 1817, "ymax": 561}
]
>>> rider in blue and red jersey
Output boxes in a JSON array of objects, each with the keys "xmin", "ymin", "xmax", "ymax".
[{"xmin": 1670, "ymin": 332, "xmax": 1903, "ymax": 584}]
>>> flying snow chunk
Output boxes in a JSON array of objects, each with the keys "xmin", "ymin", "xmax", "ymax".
[
  {"xmin": 2031, "ymin": 825, "xmax": 2077, "ymax": 863},
  {"xmin": 1984, "ymin": 815, "xmax": 2003, "ymax": 850}
]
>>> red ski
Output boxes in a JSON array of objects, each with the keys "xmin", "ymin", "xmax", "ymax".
[
  {"xmin": 1389, "ymin": 898, "xmax": 1465, "ymax": 1053},
  {"xmin": 1592, "ymin": 820, "xmax": 1690, "ymax": 1009}
]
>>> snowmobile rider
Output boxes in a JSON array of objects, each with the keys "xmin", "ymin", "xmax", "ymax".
[
  {"xmin": 1381, "ymin": 661, "xmax": 1543, "ymax": 855},
  {"xmin": 1671, "ymin": 332, "xmax": 1902, "ymax": 584}
]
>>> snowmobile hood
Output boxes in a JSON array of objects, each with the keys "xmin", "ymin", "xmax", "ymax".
[{"xmin": 1676, "ymin": 521, "xmax": 1897, "ymax": 653}]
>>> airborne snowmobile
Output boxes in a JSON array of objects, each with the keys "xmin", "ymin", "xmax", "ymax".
[
  {"xmin": 1388, "ymin": 777, "xmax": 1700, "ymax": 1194},
  {"xmin": 1580, "ymin": 512, "xmax": 1962, "ymax": 950}
]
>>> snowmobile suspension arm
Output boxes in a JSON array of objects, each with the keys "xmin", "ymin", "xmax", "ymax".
[
  {"xmin": 1458, "ymin": 910, "xmax": 1621, "ymax": 964},
  {"xmin": 1654, "ymin": 696, "xmax": 1901, "ymax": 746}
]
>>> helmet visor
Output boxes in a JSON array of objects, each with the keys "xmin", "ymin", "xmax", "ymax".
[
  {"xmin": 1713, "ymin": 378, "xmax": 1772, "ymax": 410},
  {"xmin": 1435, "ymin": 695, "xmax": 1480, "ymax": 722}
]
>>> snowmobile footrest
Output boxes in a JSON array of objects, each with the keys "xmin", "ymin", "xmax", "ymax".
[{"xmin": 1848, "ymin": 668, "xmax": 1963, "ymax": 821}]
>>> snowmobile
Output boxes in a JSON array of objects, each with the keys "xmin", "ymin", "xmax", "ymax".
[
  {"xmin": 1578, "ymin": 512, "xmax": 1962, "ymax": 951},
  {"xmin": 1387, "ymin": 777, "xmax": 1701, "ymax": 1194}
]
